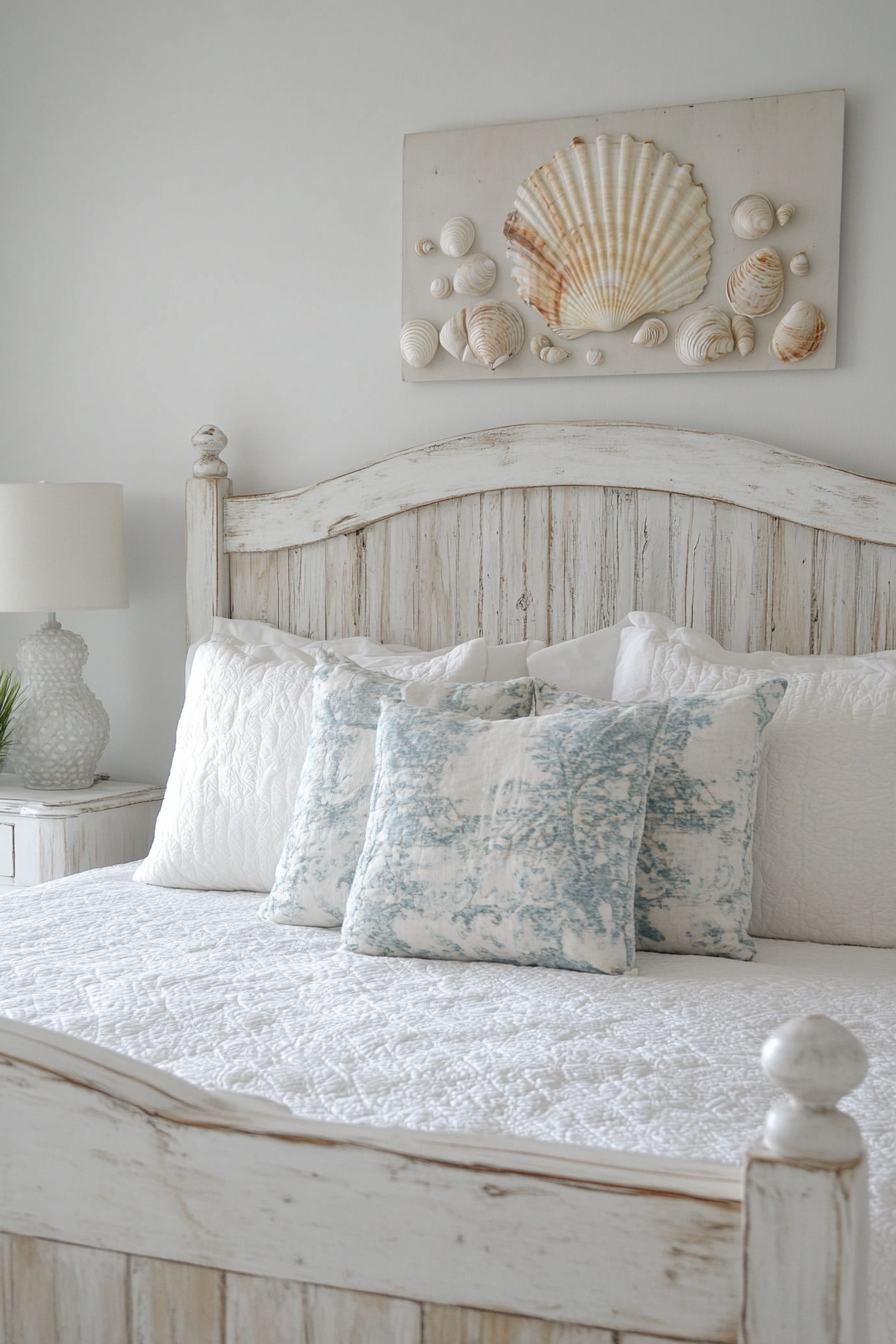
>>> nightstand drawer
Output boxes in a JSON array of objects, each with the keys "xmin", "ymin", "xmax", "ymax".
[
  {"xmin": 0, "ymin": 823, "xmax": 13, "ymax": 878},
  {"xmin": 0, "ymin": 780, "xmax": 163, "ymax": 888}
]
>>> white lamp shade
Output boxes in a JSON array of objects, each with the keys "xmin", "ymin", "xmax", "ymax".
[{"xmin": 0, "ymin": 483, "xmax": 129, "ymax": 612}]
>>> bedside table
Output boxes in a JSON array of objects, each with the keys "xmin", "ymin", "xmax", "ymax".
[{"xmin": 0, "ymin": 777, "xmax": 164, "ymax": 888}]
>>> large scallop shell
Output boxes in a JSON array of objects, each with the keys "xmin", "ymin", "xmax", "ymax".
[
  {"xmin": 632, "ymin": 318, "xmax": 668, "ymax": 347},
  {"xmin": 399, "ymin": 319, "xmax": 439, "ymax": 368},
  {"xmin": 729, "ymin": 193, "xmax": 775, "ymax": 240},
  {"xmin": 439, "ymin": 302, "xmax": 525, "ymax": 370},
  {"xmin": 504, "ymin": 134, "xmax": 713, "ymax": 337},
  {"xmin": 768, "ymin": 301, "xmax": 827, "ymax": 363},
  {"xmin": 725, "ymin": 247, "xmax": 785, "ymax": 317},
  {"xmin": 440, "ymin": 215, "xmax": 475, "ymax": 258},
  {"xmin": 674, "ymin": 306, "xmax": 734, "ymax": 366},
  {"xmin": 454, "ymin": 252, "xmax": 497, "ymax": 296}
]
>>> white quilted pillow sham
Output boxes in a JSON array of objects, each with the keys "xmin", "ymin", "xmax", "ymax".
[
  {"xmin": 612, "ymin": 613, "xmax": 896, "ymax": 947},
  {"xmin": 136, "ymin": 634, "xmax": 488, "ymax": 893}
]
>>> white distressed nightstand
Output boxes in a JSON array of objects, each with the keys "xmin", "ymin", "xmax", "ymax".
[{"xmin": 0, "ymin": 777, "xmax": 164, "ymax": 888}]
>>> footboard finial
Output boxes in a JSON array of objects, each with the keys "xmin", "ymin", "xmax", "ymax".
[
  {"xmin": 761, "ymin": 1014, "xmax": 868, "ymax": 1162},
  {"xmin": 742, "ymin": 1016, "xmax": 869, "ymax": 1344},
  {"xmin": 192, "ymin": 424, "xmax": 229, "ymax": 479}
]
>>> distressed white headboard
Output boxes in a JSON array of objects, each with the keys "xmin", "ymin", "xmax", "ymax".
[{"xmin": 186, "ymin": 421, "xmax": 896, "ymax": 657}]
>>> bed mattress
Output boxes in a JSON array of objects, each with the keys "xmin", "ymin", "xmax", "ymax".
[{"xmin": 1, "ymin": 863, "xmax": 894, "ymax": 1340}]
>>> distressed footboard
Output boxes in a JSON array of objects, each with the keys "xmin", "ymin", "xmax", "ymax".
[{"xmin": 0, "ymin": 1016, "xmax": 868, "ymax": 1344}]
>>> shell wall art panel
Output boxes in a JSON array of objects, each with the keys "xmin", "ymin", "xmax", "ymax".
[{"xmin": 401, "ymin": 90, "xmax": 844, "ymax": 381}]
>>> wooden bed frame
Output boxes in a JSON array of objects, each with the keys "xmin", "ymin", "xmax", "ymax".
[{"xmin": 3, "ymin": 420, "xmax": 890, "ymax": 1344}]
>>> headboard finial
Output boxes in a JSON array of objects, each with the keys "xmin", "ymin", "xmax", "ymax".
[{"xmin": 191, "ymin": 425, "xmax": 229, "ymax": 479}]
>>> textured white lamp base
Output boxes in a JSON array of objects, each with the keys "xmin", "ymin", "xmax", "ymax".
[{"xmin": 14, "ymin": 618, "xmax": 110, "ymax": 790}]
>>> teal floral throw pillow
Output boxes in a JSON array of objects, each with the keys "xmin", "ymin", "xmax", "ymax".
[
  {"xmin": 259, "ymin": 654, "xmax": 536, "ymax": 927},
  {"xmin": 342, "ymin": 697, "xmax": 667, "ymax": 974},
  {"xmin": 535, "ymin": 679, "xmax": 786, "ymax": 959}
]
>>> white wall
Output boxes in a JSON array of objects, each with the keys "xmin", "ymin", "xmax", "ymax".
[{"xmin": 0, "ymin": 0, "xmax": 893, "ymax": 783}]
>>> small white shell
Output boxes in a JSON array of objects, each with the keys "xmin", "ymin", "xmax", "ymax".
[
  {"xmin": 530, "ymin": 334, "xmax": 568, "ymax": 362},
  {"xmin": 454, "ymin": 252, "xmax": 497, "ymax": 296},
  {"xmin": 729, "ymin": 193, "xmax": 776, "ymax": 240},
  {"xmin": 440, "ymin": 215, "xmax": 475, "ymax": 258},
  {"xmin": 776, "ymin": 203, "xmax": 796, "ymax": 227},
  {"xmin": 430, "ymin": 276, "xmax": 452, "ymax": 299},
  {"xmin": 725, "ymin": 247, "xmax": 785, "ymax": 317},
  {"xmin": 768, "ymin": 301, "xmax": 827, "ymax": 363},
  {"xmin": 586, "ymin": 348, "xmax": 604, "ymax": 366},
  {"xmin": 674, "ymin": 306, "xmax": 734, "ymax": 366},
  {"xmin": 632, "ymin": 318, "xmax": 668, "ymax": 347},
  {"xmin": 415, "ymin": 239, "xmax": 435, "ymax": 256},
  {"xmin": 731, "ymin": 314, "xmax": 755, "ymax": 357},
  {"xmin": 399, "ymin": 319, "xmax": 439, "ymax": 368},
  {"xmin": 790, "ymin": 251, "xmax": 809, "ymax": 276}
]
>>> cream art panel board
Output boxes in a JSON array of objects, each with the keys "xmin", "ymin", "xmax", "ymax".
[{"xmin": 401, "ymin": 89, "xmax": 844, "ymax": 381}]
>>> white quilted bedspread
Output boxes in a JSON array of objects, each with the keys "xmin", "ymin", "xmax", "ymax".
[{"xmin": 1, "ymin": 864, "xmax": 894, "ymax": 1341}]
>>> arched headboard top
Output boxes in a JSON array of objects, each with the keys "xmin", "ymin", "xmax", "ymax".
[{"xmin": 223, "ymin": 422, "xmax": 896, "ymax": 553}]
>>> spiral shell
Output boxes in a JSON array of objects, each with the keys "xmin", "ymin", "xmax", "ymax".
[
  {"xmin": 454, "ymin": 252, "xmax": 497, "ymax": 296},
  {"xmin": 790, "ymin": 251, "xmax": 809, "ymax": 277},
  {"xmin": 674, "ymin": 306, "xmax": 734, "ymax": 366},
  {"xmin": 430, "ymin": 276, "xmax": 452, "ymax": 299},
  {"xmin": 530, "ymin": 334, "xmax": 568, "ymax": 363},
  {"xmin": 415, "ymin": 239, "xmax": 435, "ymax": 256},
  {"xmin": 729, "ymin": 193, "xmax": 776, "ymax": 240},
  {"xmin": 776, "ymin": 204, "xmax": 796, "ymax": 227},
  {"xmin": 440, "ymin": 302, "xmax": 525, "ymax": 370},
  {"xmin": 586, "ymin": 348, "xmax": 604, "ymax": 366},
  {"xmin": 768, "ymin": 301, "xmax": 827, "ymax": 363},
  {"xmin": 731, "ymin": 315, "xmax": 755, "ymax": 357},
  {"xmin": 439, "ymin": 215, "xmax": 475, "ymax": 258},
  {"xmin": 725, "ymin": 247, "xmax": 785, "ymax": 317},
  {"xmin": 632, "ymin": 318, "xmax": 668, "ymax": 347},
  {"xmin": 399, "ymin": 319, "xmax": 439, "ymax": 368},
  {"xmin": 504, "ymin": 134, "xmax": 713, "ymax": 337}
]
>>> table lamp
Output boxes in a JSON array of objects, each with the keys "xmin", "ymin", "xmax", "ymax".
[{"xmin": 0, "ymin": 483, "xmax": 129, "ymax": 789}]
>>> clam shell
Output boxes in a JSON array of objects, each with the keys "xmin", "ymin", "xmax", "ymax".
[
  {"xmin": 440, "ymin": 215, "xmax": 475, "ymax": 258},
  {"xmin": 466, "ymin": 301, "xmax": 525, "ymax": 369},
  {"xmin": 415, "ymin": 239, "xmax": 435, "ymax": 256},
  {"xmin": 725, "ymin": 247, "xmax": 785, "ymax": 317},
  {"xmin": 768, "ymin": 301, "xmax": 827, "ymax": 363},
  {"xmin": 731, "ymin": 314, "xmax": 755, "ymax": 357},
  {"xmin": 430, "ymin": 276, "xmax": 452, "ymax": 299},
  {"xmin": 399, "ymin": 319, "xmax": 439, "ymax": 368},
  {"xmin": 530, "ymin": 335, "xmax": 552, "ymax": 355},
  {"xmin": 674, "ymin": 306, "xmax": 734, "ymax": 366},
  {"xmin": 776, "ymin": 203, "xmax": 796, "ymax": 227},
  {"xmin": 454, "ymin": 252, "xmax": 497, "ymax": 296},
  {"xmin": 586, "ymin": 348, "xmax": 604, "ymax": 366},
  {"xmin": 790, "ymin": 251, "xmax": 809, "ymax": 277},
  {"xmin": 632, "ymin": 318, "xmax": 668, "ymax": 347},
  {"xmin": 504, "ymin": 134, "xmax": 713, "ymax": 336},
  {"xmin": 729, "ymin": 193, "xmax": 775, "ymax": 240},
  {"xmin": 440, "ymin": 302, "xmax": 525, "ymax": 370}
]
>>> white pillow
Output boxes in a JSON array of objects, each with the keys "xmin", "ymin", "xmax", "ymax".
[
  {"xmin": 342, "ymin": 697, "xmax": 667, "ymax": 974},
  {"xmin": 527, "ymin": 619, "xmax": 633, "ymax": 701},
  {"xmin": 138, "ymin": 635, "xmax": 490, "ymax": 893},
  {"xmin": 612, "ymin": 613, "xmax": 896, "ymax": 947}
]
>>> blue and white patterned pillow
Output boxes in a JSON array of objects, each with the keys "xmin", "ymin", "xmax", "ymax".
[
  {"xmin": 535, "ymin": 679, "xmax": 786, "ymax": 959},
  {"xmin": 342, "ymin": 697, "xmax": 667, "ymax": 974},
  {"xmin": 259, "ymin": 654, "xmax": 537, "ymax": 927}
]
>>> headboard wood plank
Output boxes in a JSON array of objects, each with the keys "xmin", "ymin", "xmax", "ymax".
[{"xmin": 224, "ymin": 424, "xmax": 896, "ymax": 552}]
